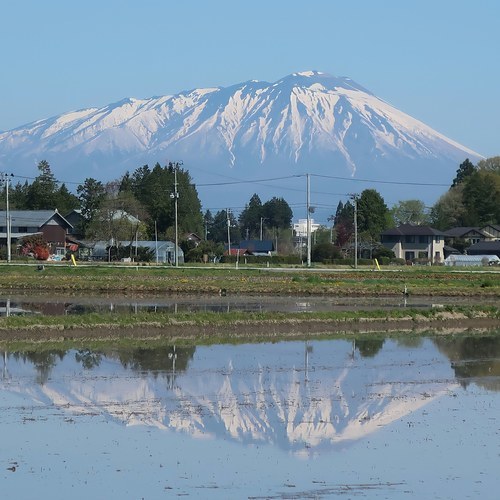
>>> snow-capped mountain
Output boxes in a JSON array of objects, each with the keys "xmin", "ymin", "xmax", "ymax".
[{"xmin": 0, "ymin": 71, "xmax": 482, "ymax": 211}]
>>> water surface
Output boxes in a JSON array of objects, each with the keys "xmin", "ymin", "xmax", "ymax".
[{"xmin": 1, "ymin": 334, "xmax": 499, "ymax": 498}]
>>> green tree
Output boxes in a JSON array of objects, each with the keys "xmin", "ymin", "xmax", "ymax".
[
  {"xmin": 26, "ymin": 160, "xmax": 59, "ymax": 209},
  {"xmin": 8, "ymin": 181, "xmax": 30, "ymax": 209},
  {"xmin": 390, "ymin": 199, "xmax": 429, "ymax": 226},
  {"xmin": 77, "ymin": 178, "xmax": 107, "ymax": 237},
  {"xmin": 357, "ymin": 189, "xmax": 389, "ymax": 240},
  {"xmin": 311, "ymin": 242, "xmax": 342, "ymax": 262},
  {"xmin": 211, "ymin": 209, "xmax": 239, "ymax": 244},
  {"xmin": 85, "ymin": 190, "xmax": 147, "ymax": 247},
  {"xmin": 477, "ymin": 156, "xmax": 500, "ymax": 175},
  {"xmin": 462, "ymin": 170, "xmax": 500, "ymax": 225},
  {"xmin": 430, "ymin": 185, "xmax": 467, "ymax": 229},
  {"xmin": 262, "ymin": 197, "xmax": 293, "ymax": 230},
  {"xmin": 239, "ymin": 194, "xmax": 263, "ymax": 239},
  {"xmin": 55, "ymin": 184, "xmax": 79, "ymax": 214},
  {"xmin": 203, "ymin": 210, "xmax": 214, "ymax": 240},
  {"xmin": 452, "ymin": 158, "xmax": 476, "ymax": 188},
  {"xmin": 128, "ymin": 162, "xmax": 203, "ymax": 238}
]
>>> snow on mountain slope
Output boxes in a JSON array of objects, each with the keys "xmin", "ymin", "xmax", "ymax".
[{"xmin": 0, "ymin": 71, "xmax": 482, "ymax": 210}]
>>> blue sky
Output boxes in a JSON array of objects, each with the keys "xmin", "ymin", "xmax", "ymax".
[{"xmin": 1, "ymin": 0, "xmax": 498, "ymax": 157}]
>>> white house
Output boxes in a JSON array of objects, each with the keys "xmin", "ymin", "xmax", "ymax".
[{"xmin": 380, "ymin": 224, "xmax": 446, "ymax": 264}]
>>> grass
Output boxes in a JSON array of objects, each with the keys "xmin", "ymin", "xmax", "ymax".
[
  {"xmin": 0, "ymin": 262, "xmax": 499, "ymax": 296},
  {"xmin": 1, "ymin": 305, "xmax": 498, "ymax": 330}
]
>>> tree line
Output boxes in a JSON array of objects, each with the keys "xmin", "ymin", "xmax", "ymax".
[
  {"xmin": 1, "ymin": 160, "xmax": 294, "ymax": 260},
  {"xmin": 1, "ymin": 156, "xmax": 499, "ymax": 261}
]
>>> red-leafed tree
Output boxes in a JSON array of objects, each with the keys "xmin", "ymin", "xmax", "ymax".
[{"xmin": 19, "ymin": 235, "xmax": 50, "ymax": 261}]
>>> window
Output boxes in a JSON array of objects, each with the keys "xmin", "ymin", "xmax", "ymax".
[
  {"xmin": 18, "ymin": 226, "xmax": 28, "ymax": 233},
  {"xmin": 405, "ymin": 251, "xmax": 415, "ymax": 261},
  {"xmin": 405, "ymin": 235, "xmax": 415, "ymax": 243},
  {"xmin": 418, "ymin": 235, "xmax": 428, "ymax": 244}
]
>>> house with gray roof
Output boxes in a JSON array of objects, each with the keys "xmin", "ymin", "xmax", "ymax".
[
  {"xmin": 380, "ymin": 224, "xmax": 447, "ymax": 264},
  {"xmin": 466, "ymin": 240, "xmax": 500, "ymax": 258},
  {"xmin": 0, "ymin": 210, "xmax": 73, "ymax": 257},
  {"xmin": 444, "ymin": 227, "xmax": 488, "ymax": 245}
]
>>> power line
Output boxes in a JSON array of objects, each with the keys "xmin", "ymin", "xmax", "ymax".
[{"xmin": 311, "ymin": 173, "xmax": 449, "ymax": 187}]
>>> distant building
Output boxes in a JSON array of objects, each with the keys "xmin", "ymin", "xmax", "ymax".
[
  {"xmin": 0, "ymin": 209, "xmax": 73, "ymax": 257},
  {"xmin": 466, "ymin": 240, "xmax": 500, "ymax": 258},
  {"xmin": 380, "ymin": 224, "xmax": 446, "ymax": 264},
  {"xmin": 444, "ymin": 227, "xmax": 488, "ymax": 246},
  {"xmin": 293, "ymin": 219, "xmax": 320, "ymax": 238}
]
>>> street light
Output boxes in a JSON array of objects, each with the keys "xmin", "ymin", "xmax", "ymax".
[{"xmin": 1, "ymin": 173, "xmax": 14, "ymax": 263}]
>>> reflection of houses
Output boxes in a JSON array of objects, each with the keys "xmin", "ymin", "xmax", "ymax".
[
  {"xmin": 380, "ymin": 224, "xmax": 446, "ymax": 263},
  {"xmin": 0, "ymin": 209, "xmax": 73, "ymax": 257}
]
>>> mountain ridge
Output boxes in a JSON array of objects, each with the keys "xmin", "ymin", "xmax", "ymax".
[{"xmin": 0, "ymin": 71, "xmax": 482, "ymax": 214}]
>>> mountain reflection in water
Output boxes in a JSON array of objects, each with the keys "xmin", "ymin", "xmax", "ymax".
[{"xmin": 2, "ymin": 335, "xmax": 499, "ymax": 454}]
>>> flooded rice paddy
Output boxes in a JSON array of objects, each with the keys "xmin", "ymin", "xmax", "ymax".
[
  {"xmin": 1, "ymin": 332, "xmax": 499, "ymax": 498},
  {"xmin": 1, "ymin": 292, "xmax": 498, "ymax": 317}
]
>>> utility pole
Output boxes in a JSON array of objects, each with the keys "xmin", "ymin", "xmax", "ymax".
[
  {"xmin": 1, "ymin": 173, "xmax": 14, "ymax": 263},
  {"xmin": 226, "ymin": 209, "xmax": 232, "ymax": 255},
  {"xmin": 306, "ymin": 173, "xmax": 311, "ymax": 267},
  {"xmin": 260, "ymin": 217, "xmax": 267, "ymax": 241},
  {"xmin": 350, "ymin": 193, "xmax": 358, "ymax": 269},
  {"xmin": 169, "ymin": 161, "xmax": 182, "ymax": 267}
]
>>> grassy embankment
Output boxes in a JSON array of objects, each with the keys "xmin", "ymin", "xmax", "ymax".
[{"xmin": 0, "ymin": 263, "xmax": 499, "ymax": 344}]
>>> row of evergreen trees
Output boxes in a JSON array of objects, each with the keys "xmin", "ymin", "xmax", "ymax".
[
  {"xmin": 2, "ymin": 157, "xmax": 499, "ymax": 258},
  {"xmin": 1, "ymin": 161, "xmax": 294, "ymax": 251}
]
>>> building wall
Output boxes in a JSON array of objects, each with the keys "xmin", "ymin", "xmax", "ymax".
[{"xmin": 41, "ymin": 225, "xmax": 67, "ymax": 248}]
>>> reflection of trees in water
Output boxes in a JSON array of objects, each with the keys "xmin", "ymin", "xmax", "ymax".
[
  {"xmin": 434, "ymin": 335, "xmax": 500, "ymax": 392},
  {"xmin": 355, "ymin": 338, "xmax": 385, "ymax": 358},
  {"xmin": 11, "ymin": 350, "xmax": 66, "ymax": 385},
  {"xmin": 7, "ymin": 345, "xmax": 196, "ymax": 385},
  {"xmin": 75, "ymin": 349, "xmax": 102, "ymax": 369},
  {"xmin": 396, "ymin": 336, "xmax": 424, "ymax": 349},
  {"xmin": 116, "ymin": 346, "xmax": 196, "ymax": 376}
]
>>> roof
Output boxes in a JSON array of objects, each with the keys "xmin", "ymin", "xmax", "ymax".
[
  {"xmin": 444, "ymin": 227, "xmax": 486, "ymax": 238},
  {"xmin": 381, "ymin": 224, "xmax": 446, "ymax": 236},
  {"xmin": 467, "ymin": 241, "xmax": 500, "ymax": 252},
  {"xmin": 239, "ymin": 239, "xmax": 275, "ymax": 252},
  {"xmin": 226, "ymin": 248, "xmax": 252, "ymax": 256},
  {"xmin": 0, "ymin": 209, "xmax": 73, "ymax": 229}
]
